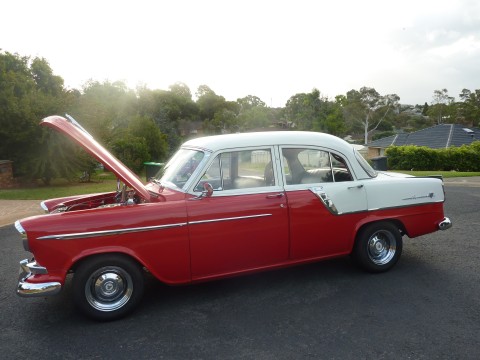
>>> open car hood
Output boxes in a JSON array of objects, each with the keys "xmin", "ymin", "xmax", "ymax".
[{"xmin": 41, "ymin": 115, "xmax": 151, "ymax": 202}]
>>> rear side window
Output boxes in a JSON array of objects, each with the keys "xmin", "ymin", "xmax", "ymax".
[
  {"xmin": 282, "ymin": 148, "xmax": 353, "ymax": 185},
  {"xmin": 354, "ymin": 149, "xmax": 377, "ymax": 178}
]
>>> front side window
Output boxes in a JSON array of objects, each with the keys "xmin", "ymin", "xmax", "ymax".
[
  {"xmin": 196, "ymin": 148, "xmax": 274, "ymax": 191},
  {"xmin": 158, "ymin": 149, "xmax": 205, "ymax": 189},
  {"xmin": 282, "ymin": 148, "xmax": 353, "ymax": 185}
]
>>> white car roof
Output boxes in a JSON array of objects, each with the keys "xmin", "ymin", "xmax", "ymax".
[{"xmin": 182, "ymin": 131, "xmax": 355, "ymax": 155}]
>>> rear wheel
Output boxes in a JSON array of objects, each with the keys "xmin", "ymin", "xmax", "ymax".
[
  {"xmin": 73, "ymin": 254, "xmax": 144, "ymax": 321},
  {"xmin": 353, "ymin": 222, "xmax": 402, "ymax": 272}
]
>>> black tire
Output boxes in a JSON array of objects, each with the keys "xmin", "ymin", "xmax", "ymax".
[
  {"xmin": 73, "ymin": 254, "xmax": 144, "ymax": 321},
  {"xmin": 353, "ymin": 222, "xmax": 403, "ymax": 273}
]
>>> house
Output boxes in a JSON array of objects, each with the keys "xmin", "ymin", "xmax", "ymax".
[{"xmin": 366, "ymin": 124, "xmax": 480, "ymax": 159}]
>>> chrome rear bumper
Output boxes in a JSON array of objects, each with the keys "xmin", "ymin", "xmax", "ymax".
[
  {"xmin": 17, "ymin": 259, "xmax": 61, "ymax": 297},
  {"xmin": 438, "ymin": 217, "xmax": 452, "ymax": 231}
]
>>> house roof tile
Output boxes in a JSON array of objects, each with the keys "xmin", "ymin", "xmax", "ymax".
[{"xmin": 368, "ymin": 124, "xmax": 480, "ymax": 149}]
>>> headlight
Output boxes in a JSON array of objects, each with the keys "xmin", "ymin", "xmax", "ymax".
[{"xmin": 14, "ymin": 220, "xmax": 30, "ymax": 252}]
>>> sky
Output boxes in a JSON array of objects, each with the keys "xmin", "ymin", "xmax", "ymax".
[{"xmin": 2, "ymin": 0, "xmax": 480, "ymax": 107}]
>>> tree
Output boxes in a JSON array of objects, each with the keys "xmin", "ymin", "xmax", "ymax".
[
  {"xmin": 0, "ymin": 51, "xmax": 74, "ymax": 178},
  {"xmin": 422, "ymin": 102, "xmax": 429, "ymax": 116},
  {"xmin": 196, "ymin": 85, "xmax": 232, "ymax": 121},
  {"xmin": 195, "ymin": 85, "xmax": 240, "ymax": 134},
  {"xmin": 30, "ymin": 57, "xmax": 64, "ymax": 96},
  {"xmin": 427, "ymin": 89, "xmax": 454, "ymax": 124},
  {"xmin": 322, "ymin": 95, "xmax": 347, "ymax": 136},
  {"xmin": 236, "ymin": 95, "xmax": 271, "ymax": 130},
  {"xmin": 32, "ymin": 128, "xmax": 84, "ymax": 185},
  {"xmin": 137, "ymin": 86, "xmax": 197, "ymax": 152},
  {"xmin": 458, "ymin": 89, "xmax": 480, "ymax": 127},
  {"xmin": 344, "ymin": 87, "xmax": 399, "ymax": 144},
  {"xmin": 284, "ymin": 88, "xmax": 331, "ymax": 131},
  {"xmin": 70, "ymin": 80, "xmax": 138, "ymax": 142},
  {"xmin": 111, "ymin": 134, "xmax": 150, "ymax": 173},
  {"xmin": 237, "ymin": 95, "xmax": 266, "ymax": 109},
  {"xmin": 0, "ymin": 51, "xmax": 36, "ymax": 172},
  {"xmin": 203, "ymin": 109, "xmax": 239, "ymax": 134},
  {"xmin": 128, "ymin": 115, "xmax": 168, "ymax": 161},
  {"xmin": 169, "ymin": 82, "xmax": 192, "ymax": 100}
]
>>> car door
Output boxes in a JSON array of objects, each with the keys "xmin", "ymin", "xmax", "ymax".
[
  {"xmin": 281, "ymin": 147, "xmax": 368, "ymax": 260},
  {"xmin": 186, "ymin": 147, "xmax": 289, "ymax": 280}
]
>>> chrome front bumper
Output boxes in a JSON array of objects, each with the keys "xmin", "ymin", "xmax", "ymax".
[
  {"xmin": 17, "ymin": 259, "xmax": 61, "ymax": 297},
  {"xmin": 438, "ymin": 217, "xmax": 452, "ymax": 231}
]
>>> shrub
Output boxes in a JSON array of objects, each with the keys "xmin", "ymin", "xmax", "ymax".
[{"xmin": 385, "ymin": 141, "xmax": 480, "ymax": 171}]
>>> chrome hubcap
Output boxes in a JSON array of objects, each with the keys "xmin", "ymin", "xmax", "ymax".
[
  {"xmin": 85, "ymin": 266, "xmax": 133, "ymax": 312},
  {"xmin": 367, "ymin": 230, "xmax": 396, "ymax": 265}
]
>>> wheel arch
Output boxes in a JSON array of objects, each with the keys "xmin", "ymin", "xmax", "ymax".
[
  {"xmin": 352, "ymin": 219, "xmax": 404, "ymax": 272},
  {"xmin": 353, "ymin": 218, "xmax": 407, "ymax": 249},
  {"xmin": 69, "ymin": 251, "xmax": 146, "ymax": 274}
]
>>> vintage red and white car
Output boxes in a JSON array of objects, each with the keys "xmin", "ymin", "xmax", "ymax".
[{"xmin": 15, "ymin": 115, "xmax": 452, "ymax": 320}]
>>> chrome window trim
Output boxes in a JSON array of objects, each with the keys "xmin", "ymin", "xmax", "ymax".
[
  {"xmin": 207, "ymin": 187, "xmax": 284, "ymax": 197},
  {"xmin": 187, "ymin": 145, "xmax": 277, "ymax": 195},
  {"xmin": 279, "ymin": 145, "xmax": 358, "ymax": 186},
  {"xmin": 181, "ymin": 149, "xmax": 212, "ymax": 192}
]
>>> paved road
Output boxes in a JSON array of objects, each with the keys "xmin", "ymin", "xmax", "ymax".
[{"xmin": 0, "ymin": 184, "xmax": 479, "ymax": 359}]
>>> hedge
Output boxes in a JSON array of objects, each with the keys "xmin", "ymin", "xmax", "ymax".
[{"xmin": 385, "ymin": 141, "xmax": 480, "ymax": 171}]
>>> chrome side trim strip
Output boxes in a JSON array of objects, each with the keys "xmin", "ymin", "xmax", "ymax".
[
  {"xmin": 189, "ymin": 213, "xmax": 272, "ymax": 225},
  {"xmin": 38, "ymin": 222, "xmax": 188, "ymax": 240},
  {"xmin": 309, "ymin": 188, "xmax": 339, "ymax": 215},
  {"xmin": 37, "ymin": 214, "xmax": 272, "ymax": 240}
]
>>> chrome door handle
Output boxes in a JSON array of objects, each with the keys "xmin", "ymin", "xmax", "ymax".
[
  {"xmin": 266, "ymin": 193, "xmax": 284, "ymax": 199},
  {"xmin": 348, "ymin": 184, "xmax": 364, "ymax": 189}
]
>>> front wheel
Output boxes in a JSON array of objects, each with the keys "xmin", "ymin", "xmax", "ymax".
[
  {"xmin": 73, "ymin": 254, "xmax": 144, "ymax": 321},
  {"xmin": 353, "ymin": 222, "xmax": 403, "ymax": 273}
]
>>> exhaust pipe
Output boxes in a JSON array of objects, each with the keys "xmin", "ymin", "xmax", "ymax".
[{"xmin": 438, "ymin": 217, "xmax": 452, "ymax": 230}]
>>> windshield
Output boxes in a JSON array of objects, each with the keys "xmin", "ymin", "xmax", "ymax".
[
  {"xmin": 354, "ymin": 149, "xmax": 377, "ymax": 178},
  {"xmin": 157, "ymin": 148, "xmax": 205, "ymax": 189}
]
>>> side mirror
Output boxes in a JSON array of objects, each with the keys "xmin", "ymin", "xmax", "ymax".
[
  {"xmin": 203, "ymin": 182, "xmax": 214, "ymax": 197},
  {"xmin": 191, "ymin": 182, "xmax": 214, "ymax": 200}
]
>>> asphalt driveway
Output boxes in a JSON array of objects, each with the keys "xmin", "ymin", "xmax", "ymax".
[{"xmin": 0, "ymin": 181, "xmax": 479, "ymax": 359}]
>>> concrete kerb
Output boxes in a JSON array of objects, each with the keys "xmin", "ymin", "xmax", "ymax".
[
  {"xmin": 443, "ymin": 176, "xmax": 480, "ymax": 187},
  {"xmin": 1, "ymin": 177, "xmax": 479, "ymax": 228}
]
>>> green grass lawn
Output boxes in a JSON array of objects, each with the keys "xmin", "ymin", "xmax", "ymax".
[
  {"xmin": 0, "ymin": 179, "xmax": 119, "ymax": 200},
  {"xmin": 389, "ymin": 170, "xmax": 480, "ymax": 178},
  {"xmin": 1, "ymin": 171, "xmax": 479, "ymax": 200}
]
